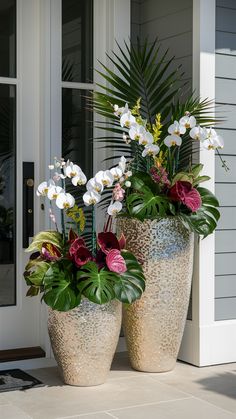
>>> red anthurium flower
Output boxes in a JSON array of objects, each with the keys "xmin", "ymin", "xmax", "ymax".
[
  {"xmin": 41, "ymin": 243, "xmax": 61, "ymax": 261},
  {"xmin": 118, "ymin": 233, "xmax": 126, "ymax": 250},
  {"xmin": 69, "ymin": 237, "xmax": 86, "ymax": 257},
  {"xmin": 169, "ymin": 181, "xmax": 202, "ymax": 212},
  {"xmin": 97, "ymin": 232, "xmax": 120, "ymax": 255},
  {"xmin": 73, "ymin": 246, "xmax": 93, "ymax": 267},
  {"xmin": 106, "ymin": 249, "xmax": 127, "ymax": 274},
  {"xmin": 183, "ymin": 188, "xmax": 202, "ymax": 212}
]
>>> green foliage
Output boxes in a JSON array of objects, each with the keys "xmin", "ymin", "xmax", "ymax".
[
  {"xmin": 127, "ymin": 189, "xmax": 169, "ymax": 220},
  {"xmin": 113, "ymin": 251, "xmax": 145, "ymax": 304},
  {"xmin": 43, "ymin": 261, "xmax": 80, "ymax": 311},
  {"xmin": 26, "ymin": 231, "xmax": 63, "ymax": 253},
  {"xmin": 77, "ymin": 262, "xmax": 116, "ymax": 304},
  {"xmin": 77, "ymin": 253, "xmax": 146, "ymax": 305},
  {"xmin": 181, "ymin": 187, "xmax": 220, "ymax": 238},
  {"xmin": 171, "ymin": 164, "xmax": 210, "ymax": 186}
]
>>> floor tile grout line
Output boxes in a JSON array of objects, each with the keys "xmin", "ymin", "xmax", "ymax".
[
  {"xmin": 146, "ymin": 374, "xmax": 194, "ymax": 398},
  {"xmin": 57, "ymin": 397, "xmax": 193, "ymax": 418},
  {"xmin": 106, "ymin": 396, "xmax": 194, "ymax": 413},
  {"xmin": 190, "ymin": 395, "xmax": 236, "ymax": 417},
  {"xmin": 147, "ymin": 375, "xmax": 236, "ymax": 416}
]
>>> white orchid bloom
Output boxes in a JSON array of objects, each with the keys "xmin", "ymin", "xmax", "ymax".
[
  {"xmin": 71, "ymin": 171, "xmax": 87, "ymax": 186},
  {"xmin": 179, "ymin": 115, "xmax": 196, "ymax": 129},
  {"xmin": 139, "ymin": 131, "xmax": 154, "ymax": 146},
  {"xmin": 56, "ymin": 192, "xmax": 75, "ymax": 209},
  {"xmin": 129, "ymin": 123, "xmax": 146, "ymax": 142},
  {"xmin": 142, "ymin": 144, "xmax": 160, "ymax": 157},
  {"xmin": 168, "ymin": 120, "xmax": 186, "ymax": 136},
  {"xmin": 118, "ymin": 156, "xmax": 127, "ymax": 173},
  {"xmin": 114, "ymin": 103, "xmax": 129, "ymax": 117},
  {"xmin": 36, "ymin": 179, "xmax": 55, "ymax": 197},
  {"xmin": 190, "ymin": 126, "xmax": 207, "ymax": 141},
  {"xmin": 202, "ymin": 128, "xmax": 224, "ymax": 150},
  {"xmin": 83, "ymin": 190, "xmax": 101, "ymax": 206},
  {"xmin": 47, "ymin": 185, "xmax": 63, "ymax": 200},
  {"xmin": 86, "ymin": 178, "xmax": 104, "ymax": 194},
  {"xmin": 125, "ymin": 180, "xmax": 131, "ymax": 188},
  {"xmin": 125, "ymin": 170, "xmax": 132, "ymax": 178},
  {"xmin": 48, "ymin": 165, "xmax": 54, "ymax": 170},
  {"xmin": 65, "ymin": 162, "xmax": 82, "ymax": 178},
  {"xmin": 53, "ymin": 172, "xmax": 66, "ymax": 182},
  {"xmin": 110, "ymin": 166, "xmax": 123, "ymax": 181},
  {"xmin": 107, "ymin": 201, "xmax": 122, "ymax": 215},
  {"xmin": 95, "ymin": 170, "xmax": 114, "ymax": 187},
  {"xmin": 120, "ymin": 111, "xmax": 136, "ymax": 128},
  {"xmin": 164, "ymin": 134, "xmax": 182, "ymax": 147}
]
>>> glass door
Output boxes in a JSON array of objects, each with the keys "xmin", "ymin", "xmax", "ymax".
[
  {"xmin": 0, "ymin": 0, "xmax": 16, "ymax": 308},
  {"xmin": 0, "ymin": 0, "xmax": 45, "ymax": 357}
]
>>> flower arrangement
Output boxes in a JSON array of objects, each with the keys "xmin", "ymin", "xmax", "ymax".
[
  {"xmin": 83, "ymin": 101, "xmax": 224, "ymax": 238},
  {"xmin": 24, "ymin": 158, "xmax": 145, "ymax": 311}
]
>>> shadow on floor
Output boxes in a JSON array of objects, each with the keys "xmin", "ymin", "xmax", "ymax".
[{"xmin": 196, "ymin": 371, "xmax": 236, "ymax": 400}]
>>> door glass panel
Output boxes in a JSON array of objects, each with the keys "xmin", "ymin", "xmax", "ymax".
[
  {"xmin": 0, "ymin": 0, "xmax": 16, "ymax": 78},
  {"xmin": 62, "ymin": 0, "xmax": 93, "ymax": 83},
  {"xmin": 62, "ymin": 88, "xmax": 93, "ymax": 243},
  {"xmin": 0, "ymin": 84, "xmax": 16, "ymax": 306},
  {"xmin": 62, "ymin": 88, "xmax": 93, "ymax": 176}
]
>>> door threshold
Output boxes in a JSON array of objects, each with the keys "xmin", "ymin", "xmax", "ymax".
[{"xmin": 0, "ymin": 347, "xmax": 45, "ymax": 363}]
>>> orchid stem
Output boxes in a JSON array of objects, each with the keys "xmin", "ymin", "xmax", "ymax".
[{"xmin": 92, "ymin": 205, "xmax": 96, "ymax": 255}]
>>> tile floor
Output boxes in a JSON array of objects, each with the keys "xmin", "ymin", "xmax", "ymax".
[{"xmin": 0, "ymin": 352, "xmax": 236, "ymax": 418}]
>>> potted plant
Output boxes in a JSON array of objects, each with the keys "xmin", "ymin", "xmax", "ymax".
[
  {"xmin": 85, "ymin": 39, "xmax": 227, "ymax": 372},
  {"xmin": 23, "ymin": 157, "xmax": 145, "ymax": 386}
]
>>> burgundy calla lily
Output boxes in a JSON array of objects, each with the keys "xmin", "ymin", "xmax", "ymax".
[
  {"xmin": 118, "ymin": 233, "xmax": 126, "ymax": 250},
  {"xmin": 68, "ymin": 228, "xmax": 78, "ymax": 243},
  {"xmin": 73, "ymin": 246, "xmax": 93, "ymax": 267},
  {"xmin": 97, "ymin": 232, "xmax": 120, "ymax": 254},
  {"xmin": 106, "ymin": 249, "xmax": 127, "ymax": 273},
  {"xmin": 69, "ymin": 237, "xmax": 86, "ymax": 257},
  {"xmin": 41, "ymin": 243, "xmax": 61, "ymax": 261}
]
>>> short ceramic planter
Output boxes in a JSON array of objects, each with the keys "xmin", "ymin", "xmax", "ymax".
[{"xmin": 48, "ymin": 298, "xmax": 122, "ymax": 386}]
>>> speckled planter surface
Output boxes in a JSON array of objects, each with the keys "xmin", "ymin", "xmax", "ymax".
[
  {"xmin": 117, "ymin": 216, "xmax": 194, "ymax": 373},
  {"xmin": 48, "ymin": 299, "xmax": 122, "ymax": 386}
]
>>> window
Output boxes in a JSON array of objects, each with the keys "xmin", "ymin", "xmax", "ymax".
[
  {"xmin": 0, "ymin": 0, "xmax": 16, "ymax": 306},
  {"xmin": 62, "ymin": 0, "xmax": 93, "ymax": 176}
]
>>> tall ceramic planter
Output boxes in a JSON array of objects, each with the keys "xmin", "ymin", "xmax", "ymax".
[
  {"xmin": 48, "ymin": 299, "xmax": 122, "ymax": 386},
  {"xmin": 117, "ymin": 216, "xmax": 194, "ymax": 373}
]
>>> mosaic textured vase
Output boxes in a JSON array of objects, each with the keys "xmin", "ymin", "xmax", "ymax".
[
  {"xmin": 117, "ymin": 216, "xmax": 194, "ymax": 373},
  {"xmin": 48, "ymin": 299, "xmax": 122, "ymax": 386}
]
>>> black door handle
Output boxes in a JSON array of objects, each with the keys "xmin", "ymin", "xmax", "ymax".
[{"xmin": 23, "ymin": 162, "xmax": 34, "ymax": 248}]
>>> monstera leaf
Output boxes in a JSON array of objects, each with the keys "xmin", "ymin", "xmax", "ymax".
[
  {"xmin": 127, "ymin": 187, "xmax": 169, "ymax": 220},
  {"xmin": 77, "ymin": 262, "xmax": 116, "ymax": 304},
  {"xmin": 43, "ymin": 262, "xmax": 80, "ymax": 311},
  {"xmin": 181, "ymin": 187, "xmax": 220, "ymax": 238},
  {"xmin": 113, "ymin": 251, "xmax": 145, "ymax": 304}
]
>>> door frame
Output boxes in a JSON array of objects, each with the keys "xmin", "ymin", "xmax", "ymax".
[{"xmin": 0, "ymin": 0, "xmax": 130, "ymax": 370}]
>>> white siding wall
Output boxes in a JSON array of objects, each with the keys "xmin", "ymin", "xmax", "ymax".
[
  {"xmin": 215, "ymin": 0, "xmax": 236, "ymax": 320},
  {"xmin": 137, "ymin": 0, "xmax": 192, "ymax": 83}
]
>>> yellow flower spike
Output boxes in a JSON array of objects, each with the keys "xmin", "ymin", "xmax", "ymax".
[
  {"xmin": 131, "ymin": 98, "xmax": 141, "ymax": 117},
  {"xmin": 66, "ymin": 205, "xmax": 86, "ymax": 232},
  {"xmin": 152, "ymin": 113, "xmax": 162, "ymax": 144},
  {"xmin": 154, "ymin": 150, "xmax": 167, "ymax": 168}
]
